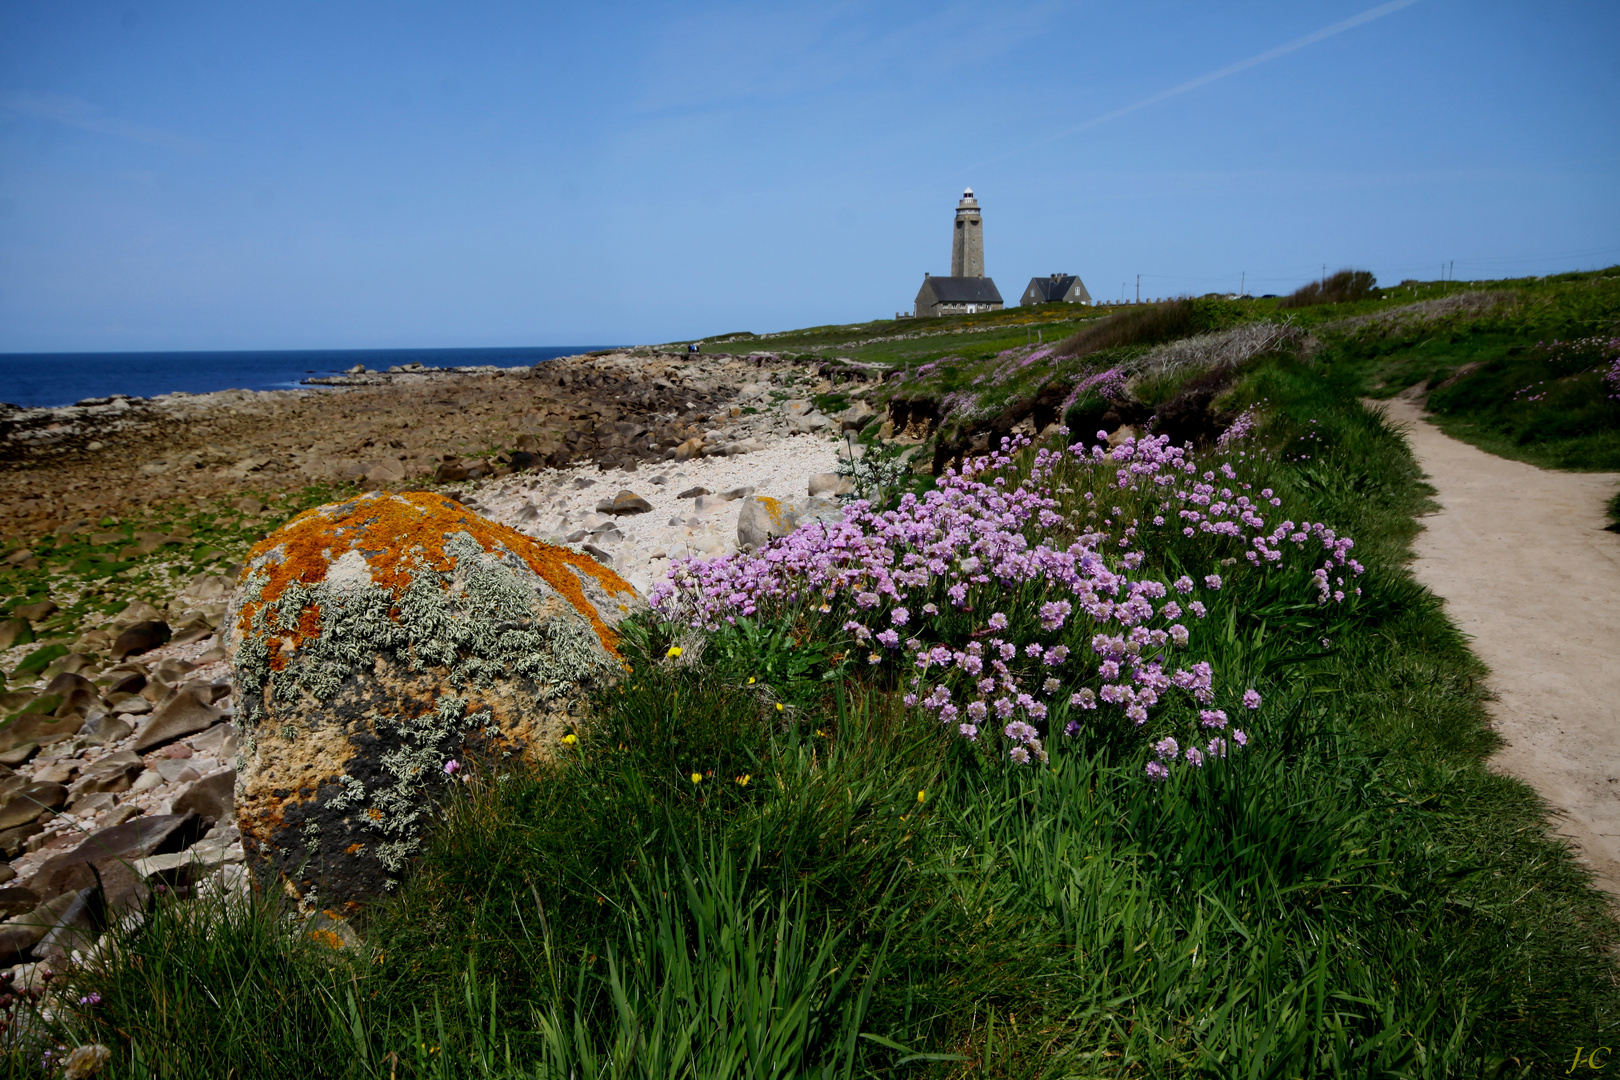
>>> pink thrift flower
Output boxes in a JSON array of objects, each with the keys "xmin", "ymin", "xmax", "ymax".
[{"xmin": 1242, "ymin": 689, "xmax": 1261, "ymax": 709}]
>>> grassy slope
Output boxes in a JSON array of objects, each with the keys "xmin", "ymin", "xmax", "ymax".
[
  {"xmin": 1319, "ymin": 271, "xmax": 1620, "ymax": 472},
  {"xmin": 26, "ymin": 279, "xmax": 1620, "ymax": 1078}
]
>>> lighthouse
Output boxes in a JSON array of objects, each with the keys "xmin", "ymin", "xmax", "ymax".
[
  {"xmin": 914, "ymin": 188, "xmax": 1003, "ymax": 317},
  {"xmin": 951, "ymin": 188, "xmax": 985, "ymax": 278}
]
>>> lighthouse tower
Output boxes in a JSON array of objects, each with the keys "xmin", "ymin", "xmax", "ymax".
[
  {"xmin": 913, "ymin": 187, "xmax": 1002, "ymax": 317},
  {"xmin": 951, "ymin": 188, "xmax": 984, "ymax": 278}
]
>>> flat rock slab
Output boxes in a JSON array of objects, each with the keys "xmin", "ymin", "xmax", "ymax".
[
  {"xmin": 1378, "ymin": 397, "xmax": 1620, "ymax": 898},
  {"xmin": 34, "ymin": 812, "xmax": 204, "ymax": 912}
]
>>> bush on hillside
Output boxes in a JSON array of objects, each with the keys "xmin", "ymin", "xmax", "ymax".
[
  {"xmin": 1053, "ymin": 298, "xmax": 1217, "ymax": 360},
  {"xmin": 1278, "ymin": 269, "xmax": 1379, "ymax": 308}
]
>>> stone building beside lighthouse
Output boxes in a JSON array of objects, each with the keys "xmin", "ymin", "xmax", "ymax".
[{"xmin": 914, "ymin": 188, "xmax": 1004, "ymax": 317}]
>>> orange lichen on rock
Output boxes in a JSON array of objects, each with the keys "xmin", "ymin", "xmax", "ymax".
[
  {"xmin": 754, "ymin": 495, "xmax": 788, "ymax": 528},
  {"xmin": 237, "ymin": 491, "xmax": 636, "ymax": 656}
]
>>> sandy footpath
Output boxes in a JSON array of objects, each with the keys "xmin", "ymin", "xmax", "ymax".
[{"xmin": 1374, "ymin": 397, "xmax": 1620, "ymax": 898}]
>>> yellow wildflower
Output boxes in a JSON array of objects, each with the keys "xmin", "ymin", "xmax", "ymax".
[
  {"xmin": 667, "ymin": 646, "xmax": 683, "ymax": 658},
  {"xmin": 561, "ymin": 733, "xmax": 578, "ymax": 746},
  {"xmin": 917, "ymin": 790, "xmax": 927, "ymax": 804},
  {"xmin": 737, "ymin": 774, "xmax": 751, "ymax": 786},
  {"xmin": 690, "ymin": 772, "xmax": 702, "ymax": 784},
  {"xmin": 775, "ymin": 703, "xmax": 784, "ymax": 712}
]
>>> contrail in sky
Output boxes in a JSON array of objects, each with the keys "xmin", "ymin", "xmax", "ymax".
[
  {"xmin": 0, "ymin": 91, "xmax": 205, "ymax": 153},
  {"xmin": 970, "ymin": 0, "xmax": 1424, "ymax": 168}
]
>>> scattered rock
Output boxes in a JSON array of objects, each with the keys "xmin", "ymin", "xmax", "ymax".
[
  {"xmin": 66, "ymin": 791, "xmax": 119, "ymax": 816},
  {"xmin": 127, "ymin": 771, "xmax": 164, "ymax": 795},
  {"xmin": 433, "ymin": 461, "xmax": 470, "ymax": 483},
  {"xmin": 111, "ymin": 620, "xmax": 171, "ymax": 660},
  {"xmin": 604, "ymin": 490, "xmax": 653, "ymax": 515},
  {"xmin": 173, "ymin": 768, "xmax": 235, "ymax": 823},
  {"xmin": 0, "ymin": 780, "xmax": 68, "ymax": 830},
  {"xmin": 0, "ymin": 822, "xmax": 43, "ymax": 857},
  {"xmin": 808, "ymin": 472, "xmax": 854, "ymax": 497},
  {"xmin": 691, "ymin": 495, "xmax": 730, "ymax": 515},
  {"xmin": 42, "ymin": 673, "xmax": 98, "ymax": 719},
  {"xmin": 133, "ymin": 683, "xmax": 226, "ymax": 753},
  {"xmin": 70, "ymin": 751, "xmax": 145, "ymax": 795},
  {"xmin": 32, "ymin": 760, "xmax": 77, "ymax": 785},
  {"xmin": 0, "ymin": 619, "xmax": 32, "ymax": 651},
  {"xmin": 0, "ymin": 713, "xmax": 79, "ymax": 756},
  {"xmin": 14, "ymin": 600, "xmax": 58, "ymax": 623},
  {"xmin": 81, "ymin": 715, "xmax": 133, "ymax": 747},
  {"xmin": 0, "ymin": 887, "xmax": 39, "ymax": 919},
  {"xmin": 0, "ymin": 890, "xmax": 79, "ymax": 963},
  {"xmin": 227, "ymin": 490, "xmax": 644, "ymax": 908},
  {"xmin": 789, "ymin": 411, "xmax": 833, "ymax": 433},
  {"xmin": 675, "ymin": 486, "xmax": 709, "ymax": 499},
  {"xmin": 34, "ymin": 813, "xmax": 206, "ymax": 914},
  {"xmin": 151, "ymin": 759, "xmax": 201, "ymax": 784},
  {"xmin": 839, "ymin": 401, "xmax": 876, "ymax": 430}
]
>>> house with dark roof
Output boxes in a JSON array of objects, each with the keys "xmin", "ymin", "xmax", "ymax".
[
  {"xmin": 1021, "ymin": 273, "xmax": 1092, "ymax": 306},
  {"xmin": 914, "ymin": 274, "xmax": 1005, "ymax": 317}
]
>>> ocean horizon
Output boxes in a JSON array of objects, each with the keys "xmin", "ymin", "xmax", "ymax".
[{"xmin": 0, "ymin": 345, "xmax": 616, "ymax": 409}]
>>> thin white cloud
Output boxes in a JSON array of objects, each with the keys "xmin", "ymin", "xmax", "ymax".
[
  {"xmin": 0, "ymin": 91, "xmax": 205, "ymax": 153},
  {"xmin": 972, "ymin": 0, "xmax": 1425, "ymax": 168}
]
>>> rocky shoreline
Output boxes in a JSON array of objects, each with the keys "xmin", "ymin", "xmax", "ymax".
[
  {"xmin": 0, "ymin": 348, "xmax": 891, "ymax": 542},
  {"xmin": 0, "ymin": 346, "xmax": 900, "ymax": 1011}
]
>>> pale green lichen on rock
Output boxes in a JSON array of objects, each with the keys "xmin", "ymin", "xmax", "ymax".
[{"xmin": 233, "ymin": 529, "xmax": 621, "ymax": 730}]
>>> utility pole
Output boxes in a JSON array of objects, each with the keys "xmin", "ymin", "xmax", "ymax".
[
  {"xmin": 1450, "ymin": 260, "xmax": 1454, "ymax": 283},
  {"xmin": 1240, "ymin": 271, "xmax": 1245, "ymax": 297},
  {"xmin": 1136, "ymin": 274, "xmax": 1140, "ymax": 303},
  {"xmin": 1322, "ymin": 264, "xmax": 1326, "ymax": 290}
]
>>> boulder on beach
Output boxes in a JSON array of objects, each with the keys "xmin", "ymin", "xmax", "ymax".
[
  {"xmin": 226, "ymin": 490, "xmax": 644, "ymax": 910},
  {"xmin": 736, "ymin": 495, "xmax": 844, "ymax": 551}
]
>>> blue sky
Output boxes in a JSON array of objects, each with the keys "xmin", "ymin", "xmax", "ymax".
[{"xmin": 1, "ymin": 0, "xmax": 1616, "ymax": 352}]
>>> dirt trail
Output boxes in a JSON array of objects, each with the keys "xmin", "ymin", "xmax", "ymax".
[{"xmin": 1374, "ymin": 397, "xmax": 1620, "ymax": 898}]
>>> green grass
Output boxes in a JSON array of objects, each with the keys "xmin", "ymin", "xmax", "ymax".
[
  {"xmin": 15, "ymin": 273, "xmax": 1620, "ymax": 1076},
  {"xmin": 28, "ymin": 355, "xmax": 1618, "ymax": 1078},
  {"xmin": 1325, "ymin": 270, "xmax": 1620, "ymax": 471}
]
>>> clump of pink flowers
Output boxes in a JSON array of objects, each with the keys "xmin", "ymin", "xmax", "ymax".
[{"xmin": 653, "ymin": 427, "xmax": 1362, "ymax": 778}]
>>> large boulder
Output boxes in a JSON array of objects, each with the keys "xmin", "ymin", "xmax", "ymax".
[
  {"xmin": 736, "ymin": 495, "xmax": 844, "ymax": 551},
  {"xmin": 226, "ymin": 490, "xmax": 643, "ymax": 910}
]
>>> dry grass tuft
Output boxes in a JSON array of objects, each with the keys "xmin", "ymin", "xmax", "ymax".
[
  {"xmin": 1278, "ymin": 269, "xmax": 1379, "ymax": 308},
  {"xmin": 1053, "ymin": 298, "xmax": 1206, "ymax": 360},
  {"xmin": 1127, "ymin": 322, "xmax": 1316, "ymax": 380}
]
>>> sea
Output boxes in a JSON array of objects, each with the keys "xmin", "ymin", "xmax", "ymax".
[{"xmin": 0, "ymin": 346, "xmax": 614, "ymax": 410}]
